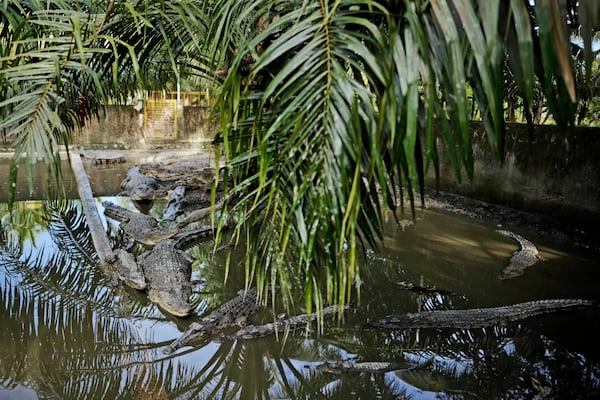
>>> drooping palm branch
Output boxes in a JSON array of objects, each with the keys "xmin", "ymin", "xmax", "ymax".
[
  {"xmin": 2, "ymin": 0, "xmax": 600, "ymax": 314},
  {"xmin": 208, "ymin": 0, "xmax": 600, "ymax": 312},
  {"xmin": 0, "ymin": 1, "xmax": 210, "ymax": 203},
  {"xmin": 0, "ymin": 1, "xmax": 122, "ymax": 203}
]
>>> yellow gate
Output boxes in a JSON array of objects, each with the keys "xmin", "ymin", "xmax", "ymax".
[{"xmin": 144, "ymin": 98, "xmax": 177, "ymax": 138}]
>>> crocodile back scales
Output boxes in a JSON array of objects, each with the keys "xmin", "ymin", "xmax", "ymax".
[
  {"xmin": 317, "ymin": 361, "xmax": 413, "ymax": 374},
  {"xmin": 496, "ymin": 229, "xmax": 544, "ymax": 279},
  {"xmin": 202, "ymin": 287, "xmax": 261, "ymax": 328},
  {"xmin": 372, "ymin": 299, "xmax": 596, "ymax": 329}
]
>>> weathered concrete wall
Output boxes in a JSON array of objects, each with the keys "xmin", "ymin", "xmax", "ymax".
[
  {"xmin": 426, "ymin": 122, "xmax": 600, "ymax": 223},
  {"xmin": 75, "ymin": 104, "xmax": 215, "ymax": 148},
  {"xmin": 179, "ymin": 106, "xmax": 214, "ymax": 141},
  {"xmin": 44, "ymin": 108, "xmax": 600, "ymax": 223}
]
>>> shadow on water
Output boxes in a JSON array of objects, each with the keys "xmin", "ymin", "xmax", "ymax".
[{"xmin": 0, "ymin": 197, "xmax": 599, "ymax": 399}]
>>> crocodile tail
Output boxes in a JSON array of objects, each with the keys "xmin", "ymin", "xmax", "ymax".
[{"xmin": 173, "ymin": 226, "xmax": 216, "ymax": 249}]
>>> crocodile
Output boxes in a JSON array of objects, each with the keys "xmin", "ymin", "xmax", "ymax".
[
  {"xmin": 218, "ymin": 304, "xmax": 348, "ymax": 341},
  {"xmin": 390, "ymin": 280, "xmax": 456, "ymax": 296},
  {"xmin": 138, "ymin": 157, "xmax": 216, "ymax": 189},
  {"xmin": 370, "ymin": 299, "xmax": 596, "ymax": 330},
  {"xmin": 113, "ymin": 248, "xmax": 146, "ymax": 290},
  {"xmin": 103, "ymin": 201, "xmax": 179, "ymax": 245},
  {"xmin": 163, "ymin": 186, "xmax": 218, "ymax": 222},
  {"xmin": 164, "ymin": 287, "xmax": 264, "ymax": 353},
  {"xmin": 138, "ymin": 226, "xmax": 216, "ymax": 317},
  {"xmin": 80, "ymin": 150, "xmax": 126, "ymax": 166},
  {"xmin": 317, "ymin": 361, "xmax": 414, "ymax": 374},
  {"xmin": 119, "ymin": 166, "xmax": 168, "ymax": 201},
  {"xmin": 496, "ymin": 229, "xmax": 545, "ymax": 280}
]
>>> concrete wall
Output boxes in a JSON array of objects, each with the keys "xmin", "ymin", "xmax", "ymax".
[
  {"xmin": 75, "ymin": 104, "xmax": 215, "ymax": 149},
  {"xmin": 426, "ymin": 122, "xmax": 600, "ymax": 223},
  {"xmin": 69, "ymin": 109, "xmax": 600, "ymax": 222}
]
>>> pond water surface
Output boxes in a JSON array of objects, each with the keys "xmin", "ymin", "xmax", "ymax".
[{"xmin": 0, "ymin": 160, "xmax": 598, "ymax": 399}]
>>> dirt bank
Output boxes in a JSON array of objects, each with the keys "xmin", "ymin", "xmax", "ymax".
[{"xmin": 422, "ymin": 189, "xmax": 599, "ymax": 253}]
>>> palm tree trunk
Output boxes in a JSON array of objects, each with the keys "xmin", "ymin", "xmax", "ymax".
[{"xmin": 70, "ymin": 151, "xmax": 115, "ymax": 267}]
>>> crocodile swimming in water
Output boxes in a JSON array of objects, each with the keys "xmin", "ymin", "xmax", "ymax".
[
  {"xmin": 317, "ymin": 361, "xmax": 414, "ymax": 374},
  {"xmin": 390, "ymin": 280, "xmax": 457, "ymax": 296},
  {"xmin": 496, "ymin": 229, "xmax": 545, "ymax": 279},
  {"xmin": 218, "ymin": 305, "xmax": 348, "ymax": 341},
  {"xmin": 103, "ymin": 201, "xmax": 179, "ymax": 245},
  {"xmin": 164, "ymin": 287, "xmax": 265, "ymax": 353},
  {"xmin": 138, "ymin": 226, "xmax": 215, "ymax": 317},
  {"xmin": 370, "ymin": 299, "xmax": 596, "ymax": 330}
]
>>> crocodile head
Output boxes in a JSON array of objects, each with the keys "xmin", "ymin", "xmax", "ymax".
[
  {"xmin": 138, "ymin": 229, "xmax": 180, "ymax": 246},
  {"xmin": 163, "ymin": 321, "xmax": 213, "ymax": 354},
  {"xmin": 148, "ymin": 289, "xmax": 192, "ymax": 317},
  {"xmin": 129, "ymin": 184, "xmax": 168, "ymax": 201},
  {"xmin": 497, "ymin": 268, "xmax": 525, "ymax": 280}
]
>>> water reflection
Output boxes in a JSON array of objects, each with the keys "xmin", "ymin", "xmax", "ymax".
[{"xmin": 0, "ymin": 199, "xmax": 598, "ymax": 399}]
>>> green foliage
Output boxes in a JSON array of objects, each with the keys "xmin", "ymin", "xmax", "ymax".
[
  {"xmin": 208, "ymin": 0, "xmax": 599, "ymax": 312},
  {"xmin": 0, "ymin": 0, "xmax": 210, "ymax": 203},
  {"xmin": 0, "ymin": 1, "xmax": 123, "ymax": 202},
  {"xmin": 1, "ymin": 0, "xmax": 600, "ymax": 313}
]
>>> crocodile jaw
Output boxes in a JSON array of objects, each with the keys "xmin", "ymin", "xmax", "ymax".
[
  {"xmin": 163, "ymin": 322, "xmax": 211, "ymax": 354},
  {"xmin": 148, "ymin": 289, "xmax": 192, "ymax": 317},
  {"xmin": 137, "ymin": 229, "xmax": 179, "ymax": 246}
]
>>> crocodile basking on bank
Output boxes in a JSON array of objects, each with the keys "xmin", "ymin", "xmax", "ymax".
[
  {"xmin": 370, "ymin": 299, "xmax": 596, "ymax": 330},
  {"xmin": 138, "ymin": 226, "xmax": 216, "ymax": 317},
  {"xmin": 119, "ymin": 166, "xmax": 168, "ymax": 201},
  {"xmin": 138, "ymin": 157, "xmax": 216, "ymax": 187},
  {"xmin": 164, "ymin": 287, "xmax": 265, "ymax": 353},
  {"xmin": 496, "ymin": 229, "xmax": 545, "ymax": 280},
  {"xmin": 163, "ymin": 185, "xmax": 224, "ymax": 222},
  {"xmin": 103, "ymin": 201, "xmax": 179, "ymax": 245},
  {"xmin": 119, "ymin": 157, "xmax": 219, "ymax": 202}
]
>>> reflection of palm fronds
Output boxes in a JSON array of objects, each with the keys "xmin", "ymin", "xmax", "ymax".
[
  {"xmin": 0, "ymin": 240, "xmax": 200, "ymax": 399},
  {"xmin": 0, "ymin": 201, "xmax": 47, "ymax": 249},
  {"xmin": 3, "ymin": 243, "xmax": 112, "ymax": 315},
  {"xmin": 168, "ymin": 340, "xmax": 287, "ymax": 400},
  {"xmin": 266, "ymin": 357, "xmax": 331, "ymax": 399},
  {"xmin": 312, "ymin": 371, "xmax": 410, "ymax": 400},
  {"xmin": 367, "ymin": 324, "xmax": 593, "ymax": 398},
  {"xmin": 45, "ymin": 200, "xmax": 97, "ymax": 266}
]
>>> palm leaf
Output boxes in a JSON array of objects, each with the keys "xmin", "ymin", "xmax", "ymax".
[
  {"xmin": 2, "ymin": 0, "xmax": 599, "ymax": 316},
  {"xmin": 209, "ymin": 0, "xmax": 600, "ymax": 315},
  {"xmin": 0, "ymin": 1, "xmax": 112, "ymax": 204}
]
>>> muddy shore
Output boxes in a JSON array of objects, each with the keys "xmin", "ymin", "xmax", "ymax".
[{"xmin": 422, "ymin": 189, "xmax": 599, "ymax": 253}]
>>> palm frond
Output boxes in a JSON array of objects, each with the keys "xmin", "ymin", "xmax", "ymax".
[
  {"xmin": 2, "ymin": 0, "xmax": 600, "ymax": 316},
  {"xmin": 0, "ymin": 1, "xmax": 112, "ymax": 203},
  {"xmin": 210, "ymin": 0, "xmax": 600, "ymax": 314}
]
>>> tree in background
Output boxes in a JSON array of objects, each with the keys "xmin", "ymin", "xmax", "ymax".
[{"xmin": 1, "ymin": 0, "xmax": 599, "ymax": 312}]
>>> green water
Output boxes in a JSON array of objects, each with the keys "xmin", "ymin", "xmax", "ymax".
[{"xmin": 0, "ymin": 195, "xmax": 598, "ymax": 399}]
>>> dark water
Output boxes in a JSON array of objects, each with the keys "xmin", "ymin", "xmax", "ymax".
[{"xmin": 1, "ymin": 194, "xmax": 599, "ymax": 398}]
